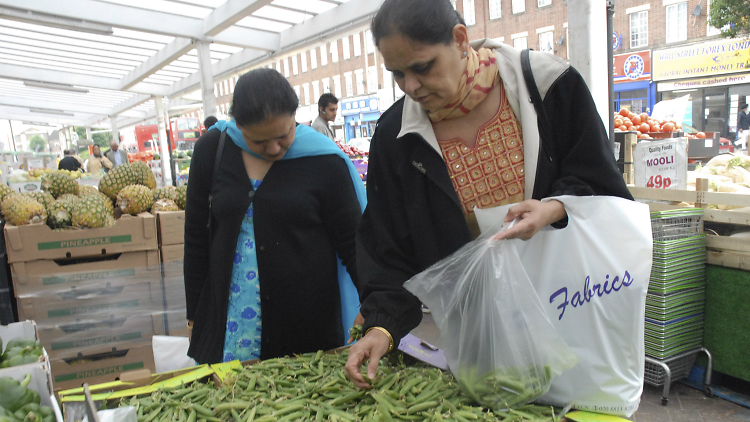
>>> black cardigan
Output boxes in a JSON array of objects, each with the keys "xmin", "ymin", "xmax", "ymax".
[
  {"xmin": 357, "ymin": 68, "xmax": 634, "ymax": 344},
  {"xmin": 184, "ymin": 129, "xmax": 361, "ymax": 364}
]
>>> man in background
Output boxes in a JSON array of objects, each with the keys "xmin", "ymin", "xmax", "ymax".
[
  {"xmin": 58, "ymin": 149, "xmax": 82, "ymax": 171},
  {"xmin": 312, "ymin": 93, "xmax": 338, "ymax": 141},
  {"xmin": 105, "ymin": 140, "xmax": 129, "ymax": 168},
  {"xmin": 737, "ymin": 104, "xmax": 750, "ymax": 151}
]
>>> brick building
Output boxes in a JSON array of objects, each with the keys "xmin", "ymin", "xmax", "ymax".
[{"xmin": 200, "ymin": 0, "xmax": 745, "ymax": 141}]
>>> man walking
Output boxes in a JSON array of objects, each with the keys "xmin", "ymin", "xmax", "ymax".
[
  {"xmin": 737, "ymin": 104, "xmax": 750, "ymax": 151},
  {"xmin": 312, "ymin": 93, "xmax": 338, "ymax": 141},
  {"xmin": 105, "ymin": 140, "xmax": 129, "ymax": 168}
]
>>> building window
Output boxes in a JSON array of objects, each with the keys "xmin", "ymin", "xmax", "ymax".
[
  {"xmin": 292, "ymin": 56, "xmax": 298, "ymax": 75},
  {"xmin": 353, "ymin": 33, "xmax": 362, "ymax": 57},
  {"xmin": 365, "ymin": 30, "xmax": 375, "ymax": 55},
  {"xmin": 512, "ymin": 0, "xmax": 525, "ymax": 14},
  {"xmin": 666, "ymin": 2, "xmax": 687, "ymax": 43},
  {"xmin": 489, "ymin": 0, "xmax": 501, "ymax": 19},
  {"xmin": 539, "ymin": 31, "xmax": 553, "ymax": 52},
  {"xmin": 302, "ymin": 83, "xmax": 310, "ymax": 106},
  {"xmin": 331, "ymin": 40, "xmax": 339, "ymax": 63},
  {"xmin": 451, "ymin": 0, "xmax": 457, "ymax": 9},
  {"xmin": 706, "ymin": 0, "xmax": 722, "ymax": 36},
  {"xmin": 614, "ymin": 89, "xmax": 648, "ymax": 115},
  {"xmin": 513, "ymin": 36, "xmax": 527, "ymax": 49},
  {"xmin": 629, "ymin": 11, "xmax": 648, "ymax": 48},
  {"xmin": 463, "ymin": 0, "xmax": 476, "ymax": 25},
  {"xmin": 310, "ymin": 49, "xmax": 317, "ymax": 69},
  {"xmin": 283, "ymin": 59, "xmax": 290, "ymax": 77},
  {"xmin": 342, "ymin": 37, "xmax": 350, "ymax": 60},
  {"xmin": 229, "ymin": 78, "xmax": 234, "ymax": 94},
  {"xmin": 355, "ymin": 69, "xmax": 364, "ymax": 96},
  {"xmin": 312, "ymin": 81, "xmax": 320, "ymax": 105},
  {"xmin": 538, "ymin": 0, "xmax": 550, "ymax": 6},
  {"xmin": 322, "ymin": 77, "xmax": 330, "ymax": 94},
  {"xmin": 333, "ymin": 75, "xmax": 342, "ymax": 98},
  {"xmin": 293, "ymin": 85, "xmax": 300, "ymax": 100},
  {"xmin": 368, "ymin": 66, "xmax": 378, "ymax": 93},
  {"xmin": 344, "ymin": 72, "xmax": 353, "ymax": 97},
  {"xmin": 301, "ymin": 51, "xmax": 307, "ymax": 72},
  {"xmin": 276, "ymin": 60, "xmax": 281, "ymax": 73},
  {"xmin": 320, "ymin": 45, "xmax": 327, "ymax": 66}
]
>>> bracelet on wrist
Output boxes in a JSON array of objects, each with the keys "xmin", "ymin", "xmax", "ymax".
[{"xmin": 365, "ymin": 326, "xmax": 394, "ymax": 353}]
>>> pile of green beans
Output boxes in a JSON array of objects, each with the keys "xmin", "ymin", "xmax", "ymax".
[
  {"xmin": 119, "ymin": 350, "xmax": 560, "ymax": 422},
  {"xmin": 457, "ymin": 365, "xmax": 552, "ymax": 411}
]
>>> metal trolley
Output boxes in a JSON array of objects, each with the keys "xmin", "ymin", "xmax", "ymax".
[{"xmin": 645, "ymin": 209, "xmax": 713, "ymax": 405}]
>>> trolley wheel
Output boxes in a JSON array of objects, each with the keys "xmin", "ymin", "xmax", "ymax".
[
  {"xmin": 661, "ymin": 397, "xmax": 669, "ymax": 406},
  {"xmin": 704, "ymin": 386, "xmax": 714, "ymax": 398}
]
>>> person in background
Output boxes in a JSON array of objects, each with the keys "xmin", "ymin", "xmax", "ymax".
[
  {"xmin": 58, "ymin": 149, "xmax": 82, "ymax": 172},
  {"xmin": 312, "ymin": 93, "xmax": 338, "ymax": 141},
  {"xmin": 105, "ymin": 140, "xmax": 128, "ymax": 168},
  {"xmin": 203, "ymin": 116, "xmax": 219, "ymax": 134},
  {"xmin": 184, "ymin": 68, "xmax": 365, "ymax": 364},
  {"xmin": 87, "ymin": 145, "xmax": 112, "ymax": 174},
  {"xmin": 344, "ymin": 0, "xmax": 633, "ymax": 388},
  {"xmin": 736, "ymin": 104, "xmax": 750, "ymax": 151}
]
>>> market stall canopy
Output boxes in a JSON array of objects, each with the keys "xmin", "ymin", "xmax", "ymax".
[{"xmin": 0, "ymin": 0, "xmax": 383, "ymax": 129}]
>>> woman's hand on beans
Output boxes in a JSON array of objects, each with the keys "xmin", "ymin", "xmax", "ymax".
[{"xmin": 344, "ymin": 329, "xmax": 391, "ymax": 389}]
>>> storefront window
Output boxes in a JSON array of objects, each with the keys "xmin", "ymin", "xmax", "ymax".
[{"xmin": 615, "ymin": 89, "xmax": 649, "ymax": 114}]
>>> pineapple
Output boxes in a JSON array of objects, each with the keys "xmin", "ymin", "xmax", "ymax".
[
  {"xmin": 1, "ymin": 193, "xmax": 23, "ymax": 218},
  {"xmin": 0, "ymin": 184, "xmax": 14, "ymax": 203},
  {"xmin": 78, "ymin": 185, "xmax": 99, "ymax": 197},
  {"xmin": 151, "ymin": 199, "xmax": 179, "ymax": 214},
  {"xmin": 72, "ymin": 195, "xmax": 109, "ymax": 228},
  {"xmin": 58, "ymin": 194, "xmax": 79, "ymax": 203},
  {"xmin": 47, "ymin": 197, "xmax": 77, "ymax": 229},
  {"xmin": 41, "ymin": 172, "xmax": 79, "ymax": 198},
  {"xmin": 131, "ymin": 161, "xmax": 157, "ymax": 189},
  {"xmin": 175, "ymin": 185, "xmax": 187, "ymax": 209},
  {"xmin": 99, "ymin": 163, "xmax": 137, "ymax": 198},
  {"xmin": 117, "ymin": 185, "xmax": 154, "ymax": 215},
  {"xmin": 24, "ymin": 191, "xmax": 54, "ymax": 210},
  {"xmin": 4, "ymin": 196, "xmax": 46, "ymax": 226},
  {"xmin": 152, "ymin": 186, "xmax": 178, "ymax": 202}
]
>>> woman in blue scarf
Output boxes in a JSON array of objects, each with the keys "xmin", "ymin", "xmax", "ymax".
[{"xmin": 184, "ymin": 68, "xmax": 365, "ymax": 364}]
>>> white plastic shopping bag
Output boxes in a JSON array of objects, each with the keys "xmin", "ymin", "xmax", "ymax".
[
  {"xmin": 404, "ymin": 222, "xmax": 579, "ymax": 411},
  {"xmin": 475, "ymin": 196, "xmax": 652, "ymax": 416}
]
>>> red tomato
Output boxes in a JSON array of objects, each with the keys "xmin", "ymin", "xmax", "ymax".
[
  {"xmin": 631, "ymin": 115, "xmax": 642, "ymax": 126},
  {"xmin": 649, "ymin": 123, "xmax": 660, "ymax": 132},
  {"xmin": 696, "ymin": 132, "xmax": 706, "ymax": 138},
  {"xmin": 614, "ymin": 118, "xmax": 623, "ymax": 127},
  {"xmin": 662, "ymin": 122, "xmax": 675, "ymax": 132},
  {"xmin": 639, "ymin": 123, "xmax": 651, "ymax": 133},
  {"xmin": 627, "ymin": 112, "xmax": 636, "ymax": 120},
  {"xmin": 619, "ymin": 125, "xmax": 628, "ymax": 131},
  {"xmin": 639, "ymin": 113, "xmax": 649, "ymax": 122},
  {"xmin": 619, "ymin": 108, "xmax": 630, "ymax": 117},
  {"xmin": 627, "ymin": 125, "xmax": 637, "ymax": 131}
]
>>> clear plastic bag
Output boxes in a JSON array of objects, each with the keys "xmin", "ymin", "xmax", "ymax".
[{"xmin": 404, "ymin": 224, "xmax": 578, "ymax": 410}]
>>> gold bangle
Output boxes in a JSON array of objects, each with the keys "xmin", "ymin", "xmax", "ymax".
[
  {"xmin": 187, "ymin": 321, "xmax": 194, "ymax": 330},
  {"xmin": 366, "ymin": 326, "xmax": 394, "ymax": 353}
]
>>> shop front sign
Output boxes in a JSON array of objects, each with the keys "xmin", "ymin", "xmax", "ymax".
[
  {"xmin": 341, "ymin": 97, "xmax": 379, "ymax": 116},
  {"xmin": 614, "ymin": 50, "xmax": 651, "ymax": 83},
  {"xmin": 653, "ymin": 38, "xmax": 750, "ymax": 81},
  {"xmin": 657, "ymin": 72, "xmax": 750, "ymax": 91}
]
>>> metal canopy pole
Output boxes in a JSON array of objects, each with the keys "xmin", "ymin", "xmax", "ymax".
[
  {"xmin": 154, "ymin": 95, "xmax": 172, "ymax": 187},
  {"xmin": 568, "ymin": 0, "xmax": 611, "ymax": 142},
  {"xmin": 607, "ymin": 0, "xmax": 616, "ymax": 142},
  {"xmin": 197, "ymin": 41, "xmax": 217, "ymax": 119}
]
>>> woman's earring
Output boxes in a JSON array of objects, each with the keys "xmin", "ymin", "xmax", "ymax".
[{"xmin": 463, "ymin": 51, "xmax": 468, "ymax": 57}]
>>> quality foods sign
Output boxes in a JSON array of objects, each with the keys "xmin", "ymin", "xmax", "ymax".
[{"xmin": 653, "ymin": 39, "xmax": 750, "ymax": 81}]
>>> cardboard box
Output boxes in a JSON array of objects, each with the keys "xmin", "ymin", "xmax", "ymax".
[
  {"xmin": 50, "ymin": 344, "xmax": 156, "ymax": 391},
  {"xmin": 156, "ymin": 211, "xmax": 184, "ymax": 246},
  {"xmin": 10, "ymin": 250, "xmax": 161, "ymax": 298},
  {"xmin": 2, "ymin": 364, "xmax": 63, "ymax": 422},
  {"xmin": 4, "ymin": 212, "xmax": 158, "ymax": 263},
  {"xmin": 0, "ymin": 320, "xmax": 50, "ymax": 377},
  {"xmin": 160, "ymin": 244, "xmax": 183, "ymax": 278},
  {"xmin": 37, "ymin": 314, "xmax": 157, "ymax": 358},
  {"xmin": 153, "ymin": 309, "xmax": 190, "ymax": 338}
]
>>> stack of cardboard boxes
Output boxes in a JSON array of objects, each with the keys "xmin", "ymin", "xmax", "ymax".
[
  {"xmin": 155, "ymin": 211, "xmax": 189, "ymax": 338},
  {"xmin": 3, "ymin": 213, "xmax": 163, "ymax": 391}
]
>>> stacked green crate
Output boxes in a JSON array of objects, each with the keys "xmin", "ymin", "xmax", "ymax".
[{"xmin": 646, "ymin": 210, "xmax": 706, "ymax": 361}]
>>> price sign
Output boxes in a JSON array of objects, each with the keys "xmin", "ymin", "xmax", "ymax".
[{"xmin": 634, "ymin": 138, "xmax": 688, "ymax": 190}]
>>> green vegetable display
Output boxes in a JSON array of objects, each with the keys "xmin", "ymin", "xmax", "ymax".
[
  {"xmin": 0, "ymin": 339, "xmax": 43, "ymax": 368},
  {"xmin": 0, "ymin": 374, "xmax": 55, "ymax": 422},
  {"xmin": 113, "ymin": 350, "xmax": 562, "ymax": 422}
]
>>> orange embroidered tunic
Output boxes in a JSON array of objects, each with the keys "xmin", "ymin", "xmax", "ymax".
[{"xmin": 437, "ymin": 82, "xmax": 525, "ymax": 238}]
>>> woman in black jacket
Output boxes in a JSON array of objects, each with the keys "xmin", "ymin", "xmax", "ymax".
[
  {"xmin": 345, "ymin": 0, "xmax": 633, "ymax": 387},
  {"xmin": 184, "ymin": 69, "xmax": 365, "ymax": 364}
]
